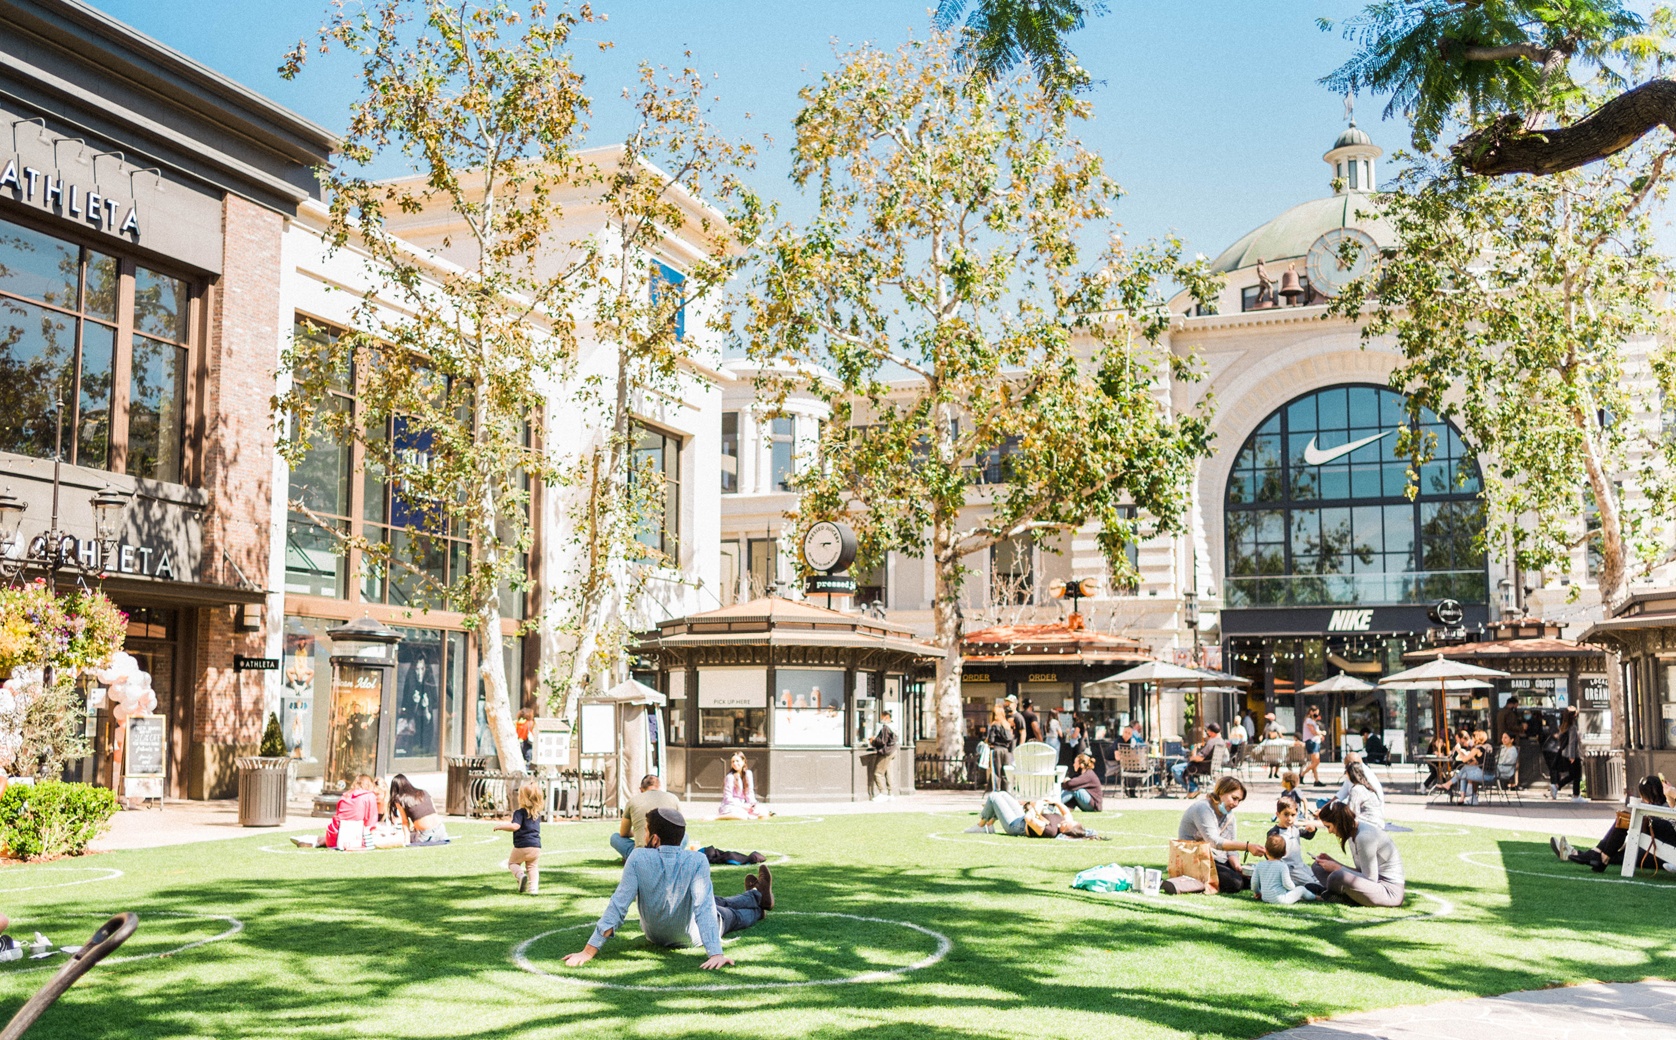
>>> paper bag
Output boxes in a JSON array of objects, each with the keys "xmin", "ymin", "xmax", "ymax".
[{"xmin": 1167, "ymin": 838, "xmax": 1220, "ymax": 894}]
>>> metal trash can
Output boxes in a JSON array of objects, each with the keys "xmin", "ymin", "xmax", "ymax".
[
  {"xmin": 1584, "ymin": 750, "xmax": 1625, "ymax": 802},
  {"xmin": 445, "ymin": 756, "xmax": 487, "ymax": 816},
  {"xmin": 235, "ymin": 757, "xmax": 293, "ymax": 827}
]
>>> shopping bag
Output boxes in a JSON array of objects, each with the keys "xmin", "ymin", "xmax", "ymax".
[
  {"xmin": 334, "ymin": 820, "xmax": 368, "ymax": 851},
  {"xmin": 1167, "ymin": 838, "xmax": 1219, "ymax": 894},
  {"xmin": 1070, "ymin": 863, "xmax": 1132, "ymax": 894},
  {"xmin": 977, "ymin": 743, "xmax": 992, "ymax": 772}
]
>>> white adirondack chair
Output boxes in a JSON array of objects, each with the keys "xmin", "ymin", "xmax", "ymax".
[{"xmin": 1005, "ymin": 741, "xmax": 1068, "ymax": 803}]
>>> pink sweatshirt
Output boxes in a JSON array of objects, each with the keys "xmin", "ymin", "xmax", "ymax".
[{"xmin": 323, "ymin": 788, "xmax": 378, "ymax": 848}]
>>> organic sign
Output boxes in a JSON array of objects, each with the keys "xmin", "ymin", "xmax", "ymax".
[{"xmin": 124, "ymin": 714, "xmax": 167, "ymax": 778}]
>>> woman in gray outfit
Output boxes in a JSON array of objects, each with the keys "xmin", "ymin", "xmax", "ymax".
[{"xmin": 1311, "ymin": 800, "xmax": 1405, "ymax": 907}]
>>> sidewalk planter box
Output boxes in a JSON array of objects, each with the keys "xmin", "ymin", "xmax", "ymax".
[{"xmin": 235, "ymin": 757, "xmax": 293, "ymax": 826}]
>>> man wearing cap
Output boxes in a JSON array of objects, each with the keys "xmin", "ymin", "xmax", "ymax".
[{"xmin": 563, "ymin": 807, "xmax": 772, "ymax": 971}]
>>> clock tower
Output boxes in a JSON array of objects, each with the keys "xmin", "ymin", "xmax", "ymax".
[{"xmin": 1323, "ymin": 119, "xmax": 1382, "ymax": 195}]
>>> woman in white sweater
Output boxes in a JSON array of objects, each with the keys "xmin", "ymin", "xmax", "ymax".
[
  {"xmin": 1337, "ymin": 759, "xmax": 1386, "ymax": 831},
  {"xmin": 1311, "ymin": 800, "xmax": 1405, "ymax": 907}
]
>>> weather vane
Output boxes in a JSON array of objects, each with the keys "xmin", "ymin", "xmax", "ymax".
[{"xmin": 1344, "ymin": 93, "xmax": 1355, "ymax": 125}]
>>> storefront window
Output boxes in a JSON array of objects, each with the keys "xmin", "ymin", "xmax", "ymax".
[
  {"xmin": 1659, "ymin": 662, "xmax": 1676, "ymax": 749},
  {"xmin": 1225, "ymin": 384, "xmax": 1486, "ymax": 607},
  {"xmin": 1, "ymin": 216, "xmax": 185, "ymax": 474},
  {"xmin": 698, "ymin": 667, "xmax": 767, "ymax": 746},
  {"xmin": 393, "ymin": 627, "xmax": 444, "ymax": 766},
  {"xmin": 720, "ymin": 411, "xmax": 739, "ymax": 493},
  {"xmin": 475, "ymin": 635, "xmax": 525, "ymax": 757},
  {"xmin": 774, "ymin": 668, "xmax": 845, "ymax": 747}
]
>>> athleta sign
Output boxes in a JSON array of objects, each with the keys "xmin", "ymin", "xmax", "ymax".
[{"xmin": 1, "ymin": 155, "xmax": 141, "ymax": 240}]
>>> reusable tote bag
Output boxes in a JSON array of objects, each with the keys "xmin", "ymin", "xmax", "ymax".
[{"xmin": 1167, "ymin": 839, "xmax": 1219, "ymax": 894}]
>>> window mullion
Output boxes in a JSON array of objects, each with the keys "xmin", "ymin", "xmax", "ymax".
[{"xmin": 108, "ymin": 259, "xmax": 135, "ymax": 473}]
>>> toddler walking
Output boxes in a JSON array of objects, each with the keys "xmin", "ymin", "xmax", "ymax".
[
  {"xmin": 1251, "ymin": 833, "xmax": 1316, "ymax": 905},
  {"xmin": 494, "ymin": 783, "xmax": 543, "ymax": 894}
]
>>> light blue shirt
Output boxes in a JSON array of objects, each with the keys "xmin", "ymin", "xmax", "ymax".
[{"xmin": 588, "ymin": 845, "xmax": 723, "ymax": 956}]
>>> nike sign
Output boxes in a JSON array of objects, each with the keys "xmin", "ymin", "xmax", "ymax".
[{"xmin": 1300, "ymin": 429, "xmax": 1395, "ymax": 466}]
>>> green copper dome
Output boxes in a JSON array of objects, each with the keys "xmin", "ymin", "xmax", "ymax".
[
  {"xmin": 1208, "ymin": 194, "xmax": 1391, "ymax": 274},
  {"xmin": 1333, "ymin": 122, "xmax": 1374, "ymax": 149}
]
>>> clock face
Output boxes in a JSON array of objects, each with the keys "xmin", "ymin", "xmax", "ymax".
[
  {"xmin": 802, "ymin": 521, "xmax": 846, "ymax": 572},
  {"xmin": 1305, "ymin": 227, "xmax": 1379, "ymax": 299}
]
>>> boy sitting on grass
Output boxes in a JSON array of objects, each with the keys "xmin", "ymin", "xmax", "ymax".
[
  {"xmin": 563, "ymin": 808, "xmax": 773, "ymax": 972},
  {"xmin": 1251, "ymin": 833, "xmax": 1316, "ymax": 905}
]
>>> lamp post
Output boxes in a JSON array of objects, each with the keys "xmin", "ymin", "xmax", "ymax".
[{"xmin": 0, "ymin": 395, "xmax": 134, "ymax": 583}]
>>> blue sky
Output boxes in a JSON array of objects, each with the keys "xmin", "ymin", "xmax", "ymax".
[{"xmin": 97, "ymin": 0, "xmax": 1385, "ymax": 262}]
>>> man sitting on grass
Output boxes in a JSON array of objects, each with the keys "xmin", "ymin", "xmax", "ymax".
[{"xmin": 564, "ymin": 808, "xmax": 773, "ymax": 972}]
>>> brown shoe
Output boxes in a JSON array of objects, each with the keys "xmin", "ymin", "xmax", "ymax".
[
  {"xmin": 755, "ymin": 865, "xmax": 774, "ymax": 911},
  {"xmin": 744, "ymin": 874, "xmax": 759, "ymax": 892}
]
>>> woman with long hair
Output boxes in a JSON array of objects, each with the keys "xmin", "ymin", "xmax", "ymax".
[
  {"xmin": 985, "ymin": 703, "xmax": 1016, "ymax": 792},
  {"xmin": 1311, "ymin": 800, "xmax": 1405, "ymax": 907},
  {"xmin": 1552, "ymin": 775, "xmax": 1676, "ymax": 872},
  {"xmin": 1059, "ymin": 752, "xmax": 1104, "ymax": 812},
  {"xmin": 388, "ymin": 773, "xmax": 448, "ymax": 845},
  {"xmin": 1176, "ymin": 775, "xmax": 1265, "ymax": 893},
  {"xmin": 716, "ymin": 752, "xmax": 770, "ymax": 820},
  {"xmin": 1301, "ymin": 706, "xmax": 1325, "ymax": 787},
  {"xmin": 1338, "ymin": 758, "xmax": 1386, "ymax": 829}
]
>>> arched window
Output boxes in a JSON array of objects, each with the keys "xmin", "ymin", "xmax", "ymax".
[{"xmin": 1224, "ymin": 384, "xmax": 1485, "ymax": 608}]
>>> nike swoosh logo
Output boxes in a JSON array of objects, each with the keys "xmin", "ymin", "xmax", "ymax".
[{"xmin": 1301, "ymin": 429, "xmax": 1395, "ymax": 466}]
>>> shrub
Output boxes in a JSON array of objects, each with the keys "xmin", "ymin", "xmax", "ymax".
[
  {"xmin": 0, "ymin": 780, "xmax": 120, "ymax": 860},
  {"xmin": 259, "ymin": 712, "xmax": 286, "ymax": 758}
]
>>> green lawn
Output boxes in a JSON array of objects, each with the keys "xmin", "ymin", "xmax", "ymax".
[{"xmin": 0, "ymin": 807, "xmax": 1669, "ymax": 1039}]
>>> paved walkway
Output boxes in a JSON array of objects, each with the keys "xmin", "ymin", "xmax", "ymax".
[{"xmin": 1263, "ymin": 981, "xmax": 1676, "ymax": 1039}]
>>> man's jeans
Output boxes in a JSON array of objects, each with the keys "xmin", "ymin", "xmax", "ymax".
[
  {"xmin": 715, "ymin": 890, "xmax": 764, "ymax": 935},
  {"xmin": 1171, "ymin": 762, "xmax": 1199, "ymax": 791},
  {"xmin": 609, "ymin": 832, "xmax": 636, "ymax": 861}
]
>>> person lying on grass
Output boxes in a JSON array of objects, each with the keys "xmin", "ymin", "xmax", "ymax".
[
  {"xmin": 1551, "ymin": 775, "xmax": 1676, "ymax": 873},
  {"xmin": 1311, "ymin": 800, "xmax": 1405, "ymax": 907},
  {"xmin": 564, "ymin": 808, "xmax": 773, "ymax": 972},
  {"xmin": 290, "ymin": 774, "xmax": 377, "ymax": 848},
  {"xmin": 969, "ymin": 790, "xmax": 1103, "ymax": 839}
]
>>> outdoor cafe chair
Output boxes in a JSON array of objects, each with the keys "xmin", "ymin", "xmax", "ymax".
[{"xmin": 1115, "ymin": 744, "xmax": 1157, "ymax": 798}]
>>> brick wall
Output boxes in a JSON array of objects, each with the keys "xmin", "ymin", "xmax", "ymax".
[{"xmin": 186, "ymin": 195, "xmax": 283, "ymax": 794}]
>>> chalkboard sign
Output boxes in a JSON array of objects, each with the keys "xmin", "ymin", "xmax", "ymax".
[{"xmin": 124, "ymin": 715, "xmax": 167, "ymax": 778}]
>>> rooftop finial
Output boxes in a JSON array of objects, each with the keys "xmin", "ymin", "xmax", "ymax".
[{"xmin": 1344, "ymin": 92, "xmax": 1356, "ymax": 126}]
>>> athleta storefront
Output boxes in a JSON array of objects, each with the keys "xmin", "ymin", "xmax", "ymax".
[{"xmin": 1219, "ymin": 384, "xmax": 1491, "ymax": 760}]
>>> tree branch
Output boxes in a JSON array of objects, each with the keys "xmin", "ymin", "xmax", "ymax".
[{"xmin": 1455, "ymin": 79, "xmax": 1676, "ymax": 177}]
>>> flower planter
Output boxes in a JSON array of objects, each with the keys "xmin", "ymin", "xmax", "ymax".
[{"xmin": 235, "ymin": 757, "xmax": 293, "ymax": 827}]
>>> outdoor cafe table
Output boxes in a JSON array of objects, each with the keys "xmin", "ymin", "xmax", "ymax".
[{"xmin": 1620, "ymin": 798, "xmax": 1676, "ymax": 878}]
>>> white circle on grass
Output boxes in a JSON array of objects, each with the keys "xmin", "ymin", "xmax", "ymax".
[
  {"xmin": 1459, "ymin": 849, "xmax": 1676, "ymax": 888},
  {"xmin": 512, "ymin": 910, "xmax": 950, "ymax": 992},
  {"xmin": 0, "ymin": 911, "xmax": 243, "ymax": 976},
  {"xmin": 0, "ymin": 867, "xmax": 123, "ymax": 893}
]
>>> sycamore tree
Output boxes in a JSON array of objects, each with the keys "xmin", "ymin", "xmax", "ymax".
[
  {"xmin": 1323, "ymin": 0, "xmax": 1676, "ymax": 176},
  {"xmin": 1330, "ymin": 139, "xmax": 1676, "ymax": 748},
  {"xmin": 277, "ymin": 0, "xmax": 597, "ymax": 772},
  {"xmin": 548, "ymin": 64, "xmax": 763, "ymax": 725},
  {"xmin": 744, "ymin": 33, "xmax": 1218, "ymax": 763}
]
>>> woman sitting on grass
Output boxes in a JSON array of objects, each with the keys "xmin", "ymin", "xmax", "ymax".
[
  {"xmin": 1338, "ymin": 759, "xmax": 1386, "ymax": 830},
  {"xmin": 1059, "ymin": 753, "xmax": 1103, "ymax": 812},
  {"xmin": 1551, "ymin": 775, "xmax": 1676, "ymax": 873},
  {"xmin": 389, "ymin": 774, "xmax": 449, "ymax": 845},
  {"xmin": 1311, "ymin": 800, "xmax": 1405, "ymax": 907},
  {"xmin": 1177, "ymin": 776, "xmax": 1265, "ymax": 894},
  {"xmin": 716, "ymin": 753, "xmax": 772, "ymax": 820},
  {"xmin": 970, "ymin": 791, "xmax": 1100, "ymax": 839},
  {"xmin": 291, "ymin": 774, "xmax": 377, "ymax": 849}
]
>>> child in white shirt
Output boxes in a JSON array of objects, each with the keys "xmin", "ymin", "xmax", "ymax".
[{"xmin": 1251, "ymin": 833, "xmax": 1316, "ymax": 905}]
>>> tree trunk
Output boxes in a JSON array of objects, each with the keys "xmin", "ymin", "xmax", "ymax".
[
  {"xmin": 1577, "ymin": 413, "xmax": 1630, "ymax": 754},
  {"xmin": 931, "ymin": 514, "xmax": 966, "ymax": 772},
  {"xmin": 477, "ymin": 600, "xmax": 526, "ymax": 772},
  {"xmin": 1454, "ymin": 79, "xmax": 1676, "ymax": 177}
]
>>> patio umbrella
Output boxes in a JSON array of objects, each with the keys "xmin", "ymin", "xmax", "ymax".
[
  {"xmin": 1096, "ymin": 662, "xmax": 1248, "ymax": 744},
  {"xmin": 1300, "ymin": 672, "xmax": 1376, "ymax": 694},
  {"xmin": 1378, "ymin": 656, "xmax": 1508, "ymax": 748}
]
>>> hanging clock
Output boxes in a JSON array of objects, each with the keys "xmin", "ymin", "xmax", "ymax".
[
  {"xmin": 1305, "ymin": 227, "xmax": 1380, "ymax": 299},
  {"xmin": 801, "ymin": 520, "xmax": 857, "ymax": 574}
]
